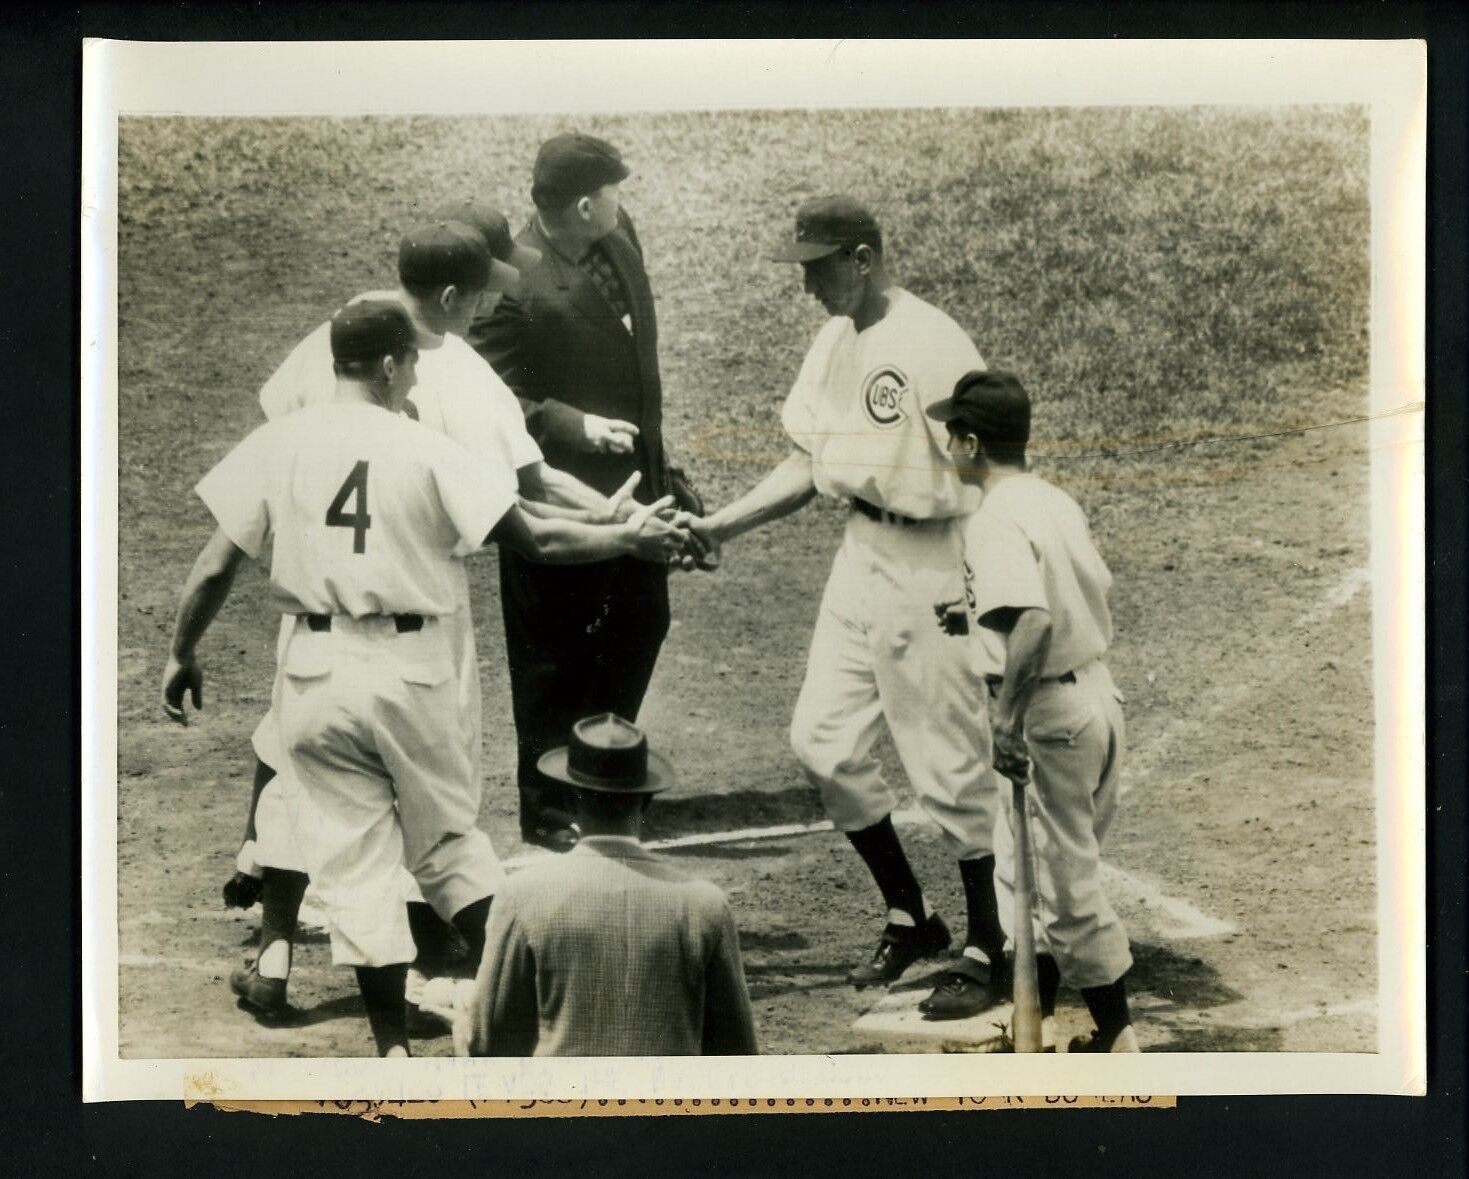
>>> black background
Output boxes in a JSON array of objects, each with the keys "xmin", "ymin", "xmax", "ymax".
[{"xmin": 4, "ymin": 1, "xmax": 1462, "ymax": 1171}]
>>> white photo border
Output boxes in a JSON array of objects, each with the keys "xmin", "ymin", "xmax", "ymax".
[{"xmin": 81, "ymin": 37, "xmax": 1426, "ymax": 1102}]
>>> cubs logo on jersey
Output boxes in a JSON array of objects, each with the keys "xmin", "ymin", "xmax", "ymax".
[{"xmin": 860, "ymin": 365, "xmax": 909, "ymax": 429}]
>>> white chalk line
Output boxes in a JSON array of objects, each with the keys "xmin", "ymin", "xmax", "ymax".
[
  {"xmin": 138, "ymin": 805, "xmax": 1229, "ymax": 950},
  {"xmin": 1128, "ymin": 560, "xmax": 1371, "ymax": 781}
]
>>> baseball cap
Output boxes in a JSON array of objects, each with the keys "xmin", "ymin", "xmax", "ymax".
[
  {"xmin": 927, "ymin": 370, "xmax": 1032, "ymax": 449},
  {"xmin": 531, "ymin": 133, "xmax": 631, "ymax": 206},
  {"xmin": 329, "ymin": 299, "xmax": 418, "ymax": 363},
  {"xmin": 770, "ymin": 194, "xmax": 883, "ymax": 263},
  {"xmin": 432, "ymin": 197, "xmax": 543, "ymax": 276},
  {"xmin": 397, "ymin": 220, "xmax": 493, "ymax": 291}
]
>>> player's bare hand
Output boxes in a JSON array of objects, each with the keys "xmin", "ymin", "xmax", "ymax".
[
  {"xmin": 933, "ymin": 599, "xmax": 969, "ymax": 636},
  {"xmin": 583, "ymin": 414, "xmax": 639, "ymax": 455},
  {"xmin": 162, "ymin": 653, "xmax": 203, "ymax": 726},
  {"xmin": 992, "ymin": 721, "xmax": 1030, "ymax": 785},
  {"xmin": 603, "ymin": 471, "xmax": 642, "ymax": 522},
  {"xmin": 671, "ymin": 515, "xmax": 721, "ymax": 572},
  {"xmin": 624, "ymin": 495, "xmax": 689, "ymax": 561}
]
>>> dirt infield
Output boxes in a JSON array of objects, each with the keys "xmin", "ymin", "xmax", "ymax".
[{"xmin": 115, "ymin": 109, "xmax": 1374, "ymax": 1058}]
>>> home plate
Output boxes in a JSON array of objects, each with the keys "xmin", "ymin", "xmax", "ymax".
[{"xmin": 852, "ymin": 968, "xmax": 1013, "ymax": 1051}]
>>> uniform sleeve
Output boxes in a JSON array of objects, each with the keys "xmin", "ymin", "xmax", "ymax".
[
  {"xmin": 428, "ymin": 433, "xmax": 519, "ymax": 556},
  {"xmin": 780, "ymin": 322, "xmax": 838, "ymax": 455},
  {"xmin": 439, "ymin": 340, "xmax": 544, "ymax": 469},
  {"xmin": 966, "ymin": 508, "xmax": 1049, "ymax": 630},
  {"xmin": 462, "ymin": 895, "xmax": 539, "ymax": 1057},
  {"xmin": 920, "ymin": 317, "xmax": 986, "ymax": 450},
  {"xmin": 258, "ymin": 323, "xmax": 333, "ymax": 421},
  {"xmin": 194, "ymin": 426, "xmax": 277, "ymax": 560},
  {"xmin": 701, "ymin": 895, "xmax": 759, "ymax": 1056}
]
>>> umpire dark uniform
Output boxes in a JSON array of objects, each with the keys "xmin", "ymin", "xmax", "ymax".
[{"xmin": 470, "ymin": 134, "xmax": 671, "ymax": 850}]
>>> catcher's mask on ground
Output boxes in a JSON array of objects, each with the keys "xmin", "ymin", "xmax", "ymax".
[{"xmin": 537, "ymin": 713, "xmax": 675, "ymax": 796}]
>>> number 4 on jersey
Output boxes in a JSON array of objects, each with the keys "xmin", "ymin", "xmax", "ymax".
[{"xmin": 326, "ymin": 460, "xmax": 372, "ymax": 553}]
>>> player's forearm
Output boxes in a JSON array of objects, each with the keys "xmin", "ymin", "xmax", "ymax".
[
  {"xmin": 704, "ymin": 450, "xmax": 816, "ymax": 544},
  {"xmin": 515, "ymin": 495, "xmax": 597, "ymax": 523},
  {"xmin": 995, "ymin": 608, "xmax": 1053, "ymax": 734},
  {"xmin": 528, "ymin": 462, "xmax": 618, "ymax": 517},
  {"xmin": 169, "ymin": 530, "xmax": 247, "ymax": 657},
  {"xmin": 490, "ymin": 504, "xmax": 634, "ymax": 565}
]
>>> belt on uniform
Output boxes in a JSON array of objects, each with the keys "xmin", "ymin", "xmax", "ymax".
[
  {"xmin": 851, "ymin": 497, "xmax": 925, "ymax": 527},
  {"xmin": 302, "ymin": 613, "xmax": 424, "ymax": 634},
  {"xmin": 984, "ymin": 669, "xmax": 1076, "ymax": 694}
]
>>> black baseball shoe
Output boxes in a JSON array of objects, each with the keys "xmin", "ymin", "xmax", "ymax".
[
  {"xmin": 1068, "ymin": 1025, "xmax": 1141, "ymax": 1053},
  {"xmin": 848, "ymin": 914, "xmax": 952, "ymax": 988},
  {"xmin": 230, "ymin": 963, "xmax": 288, "ymax": 1016},
  {"xmin": 919, "ymin": 954, "xmax": 1013, "ymax": 1020},
  {"xmin": 222, "ymin": 870, "xmax": 263, "ymax": 910}
]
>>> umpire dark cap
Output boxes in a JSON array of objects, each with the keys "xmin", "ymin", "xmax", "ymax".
[
  {"xmin": 537, "ymin": 714, "xmax": 674, "ymax": 796},
  {"xmin": 397, "ymin": 220, "xmax": 493, "ymax": 291},
  {"xmin": 927, "ymin": 370, "xmax": 1032, "ymax": 449},
  {"xmin": 329, "ymin": 299, "xmax": 417, "ymax": 363},
  {"xmin": 531, "ymin": 133, "xmax": 631, "ymax": 205},
  {"xmin": 432, "ymin": 197, "xmax": 543, "ymax": 275},
  {"xmin": 770, "ymin": 194, "xmax": 883, "ymax": 263}
]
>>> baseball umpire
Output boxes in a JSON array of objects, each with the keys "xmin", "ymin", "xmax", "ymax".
[
  {"xmin": 690, "ymin": 196, "xmax": 1009, "ymax": 996},
  {"xmin": 162, "ymin": 300, "xmax": 688, "ymax": 1055},
  {"xmin": 928, "ymin": 370, "xmax": 1138, "ymax": 1051},
  {"xmin": 470, "ymin": 134, "xmax": 710, "ymax": 852}
]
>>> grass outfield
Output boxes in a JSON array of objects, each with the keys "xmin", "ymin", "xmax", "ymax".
[
  {"xmin": 119, "ymin": 108, "xmax": 1367, "ymax": 500},
  {"xmin": 115, "ymin": 108, "xmax": 1375, "ymax": 1056}
]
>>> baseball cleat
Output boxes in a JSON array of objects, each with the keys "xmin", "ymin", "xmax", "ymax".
[
  {"xmin": 918, "ymin": 954, "xmax": 1013, "ymax": 1020},
  {"xmin": 848, "ymin": 914, "xmax": 952, "ymax": 988},
  {"xmin": 221, "ymin": 871, "xmax": 264, "ymax": 910},
  {"xmin": 230, "ymin": 963, "xmax": 288, "ymax": 1015},
  {"xmin": 1067, "ymin": 1024, "xmax": 1141, "ymax": 1053}
]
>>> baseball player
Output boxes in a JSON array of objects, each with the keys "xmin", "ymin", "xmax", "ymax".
[
  {"xmin": 162, "ymin": 300, "xmax": 688, "ymax": 1055},
  {"xmin": 690, "ymin": 196, "xmax": 1009, "ymax": 996},
  {"xmin": 928, "ymin": 370, "xmax": 1138, "ymax": 1050},
  {"xmin": 223, "ymin": 215, "xmax": 633, "ymax": 1018}
]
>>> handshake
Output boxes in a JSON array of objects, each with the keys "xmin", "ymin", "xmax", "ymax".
[{"xmin": 604, "ymin": 469, "xmax": 721, "ymax": 572}]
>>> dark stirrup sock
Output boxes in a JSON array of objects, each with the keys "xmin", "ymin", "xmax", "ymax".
[
  {"xmin": 407, "ymin": 900, "xmax": 463, "ymax": 970},
  {"xmin": 1037, "ymin": 953, "xmax": 1061, "ymax": 1018},
  {"xmin": 845, "ymin": 815, "xmax": 926, "ymax": 925},
  {"xmin": 1081, "ymin": 976, "xmax": 1133, "ymax": 1046},
  {"xmin": 354, "ymin": 963, "xmax": 410, "ymax": 1056},
  {"xmin": 957, "ymin": 855, "xmax": 1007, "ymax": 963},
  {"xmin": 256, "ymin": 868, "xmax": 309, "ymax": 979},
  {"xmin": 242, "ymin": 756, "xmax": 277, "ymax": 844},
  {"xmin": 451, "ymin": 896, "xmax": 494, "ymax": 967}
]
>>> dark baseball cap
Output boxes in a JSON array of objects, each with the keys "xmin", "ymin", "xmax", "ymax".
[
  {"xmin": 927, "ymin": 370, "xmax": 1032, "ymax": 449},
  {"xmin": 770, "ymin": 194, "xmax": 883, "ymax": 263},
  {"xmin": 432, "ymin": 197, "xmax": 543, "ymax": 276},
  {"xmin": 329, "ymin": 299, "xmax": 418, "ymax": 363},
  {"xmin": 397, "ymin": 220, "xmax": 493, "ymax": 291},
  {"xmin": 531, "ymin": 133, "xmax": 630, "ymax": 205}
]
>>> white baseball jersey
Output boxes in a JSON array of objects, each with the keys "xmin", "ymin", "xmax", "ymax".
[
  {"xmin": 781, "ymin": 287, "xmax": 984, "ymax": 521},
  {"xmin": 258, "ymin": 296, "xmax": 542, "ymax": 474},
  {"xmin": 196, "ymin": 401, "xmax": 516, "ymax": 617},
  {"xmin": 964, "ymin": 473, "xmax": 1113, "ymax": 676}
]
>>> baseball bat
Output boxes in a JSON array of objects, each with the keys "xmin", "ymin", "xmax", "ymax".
[{"xmin": 1009, "ymin": 773, "xmax": 1044, "ymax": 1053}]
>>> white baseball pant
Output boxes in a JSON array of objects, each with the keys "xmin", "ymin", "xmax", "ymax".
[
  {"xmin": 993, "ymin": 659, "xmax": 1132, "ymax": 989},
  {"xmin": 274, "ymin": 614, "xmax": 505, "ymax": 968},
  {"xmin": 790, "ymin": 511, "xmax": 1000, "ymax": 859}
]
